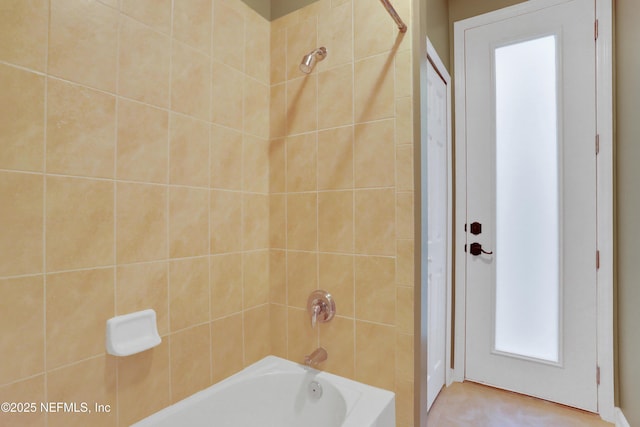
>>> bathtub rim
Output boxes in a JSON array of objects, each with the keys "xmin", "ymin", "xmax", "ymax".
[{"xmin": 130, "ymin": 354, "xmax": 395, "ymax": 427}]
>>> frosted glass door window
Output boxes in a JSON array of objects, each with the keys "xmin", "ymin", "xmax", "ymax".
[{"xmin": 494, "ymin": 35, "xmax": 560, "ymax": 363}]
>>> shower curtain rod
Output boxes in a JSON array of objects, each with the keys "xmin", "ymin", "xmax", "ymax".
[{"xmin": 379, "ymin": 0, "xmax": 407, "ymax": 33}]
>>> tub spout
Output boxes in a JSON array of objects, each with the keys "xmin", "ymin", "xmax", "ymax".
[{"xmin": 304, "ymin": 347, "xmax": 328, "ymax": 367}]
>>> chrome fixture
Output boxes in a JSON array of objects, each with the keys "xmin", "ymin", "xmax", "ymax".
[
  {"xmin": 299, "ymin": 47, "xmax": 327, "ymax": 74},
  {"xmin": 304, "ymin": 347, "xmax": 328, "ymax": 367},
  {"xmin": 379, "ymin": 0, "xmax": 407, "ymax": 33},
  {"xmin": 307, "ymin": 290, "xmax": 336, "ymax": 328}
]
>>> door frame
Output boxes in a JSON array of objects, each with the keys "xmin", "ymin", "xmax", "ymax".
[
  {"xmin": 425, "ymin": 37, "xmax": 454, "ymax": 393},
  {"xmin": 452, "ymin": 0, "xmax": 614, "ymax": 421}
]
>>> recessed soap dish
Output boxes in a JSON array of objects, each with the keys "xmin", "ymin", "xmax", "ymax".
[{"xmin": 106, "ymin": 309, "xmax": 161, "ymax": 356}]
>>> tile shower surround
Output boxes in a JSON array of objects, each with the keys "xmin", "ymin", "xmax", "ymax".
[{"xmin": 0, "ymin": 0, "xmax": 415, "ymax": 426}]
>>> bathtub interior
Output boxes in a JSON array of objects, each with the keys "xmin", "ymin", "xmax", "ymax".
[
  {"xmin": 159, "ymin": 373, "xmax": 350, "ymax": 427},
  {"xmin": 132, "ymin": 356, "xmax": 395, "ymax": 427}
]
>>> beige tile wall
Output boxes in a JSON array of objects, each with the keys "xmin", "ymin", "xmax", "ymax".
[
  {"xmin": 1, "ymin": 0, "xmax": 416, "ymax": 426},
  {"xmin": 267, "ymin": 0, "xmax": 415, "ymax": 426},
  {"xmin": 0, "ymin": 0, "xmax": 271, "ymax": 426}
]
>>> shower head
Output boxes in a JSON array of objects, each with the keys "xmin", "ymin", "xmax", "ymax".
[{"xmin": 299, "ymin": 47, "xmax": 327, "ymax": 74}]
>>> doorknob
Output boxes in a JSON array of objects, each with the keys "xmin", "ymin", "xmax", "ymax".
[{"xmin": 469, "ymin": 242, "xmax": 493, "ymax": 256}]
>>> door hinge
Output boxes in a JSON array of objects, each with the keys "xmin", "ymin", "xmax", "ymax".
[
  {"xmin": 596, "ymin": 134, "xmax": 600, "ymax": 155},
  {"xmin": 595, "ymin": 19, "xmax": 599, "ymax": 40},
  {"xmin": 596, "ymin": 366, "xmax": 601, "ymax": 385},
  {"xmin": 596, "ymin": 250, "xmax": 600, "ymax": 270}
]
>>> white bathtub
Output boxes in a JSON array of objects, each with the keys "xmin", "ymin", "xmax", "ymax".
[{"xmin": 131, "ymin": 355, "xmax": 395, "ymax": 427}]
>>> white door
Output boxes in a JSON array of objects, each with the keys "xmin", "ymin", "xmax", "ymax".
[
  {"xmin": 459, "ymin": 0, "xmax": 598, "ymax": 411},
  {"xmin": 426, "ymin": 46, "xmax": 450, "ymax": 411}
]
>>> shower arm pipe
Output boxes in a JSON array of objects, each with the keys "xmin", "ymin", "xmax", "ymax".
[{"xmin": 379, "ymin": 0, "xmax": 407, "ymax": 33}]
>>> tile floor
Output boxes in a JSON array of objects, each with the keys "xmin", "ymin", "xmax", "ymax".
[{"xmin": 427, "ymin": 381, "xmax": 614, "ymax": 427}]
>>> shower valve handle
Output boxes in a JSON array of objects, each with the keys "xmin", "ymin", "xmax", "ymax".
[
  {"xmin": 307, "ymin": 290, "xmax": 336, "ymax": 328},
  {"xmin": 311, "ymin": 304, "xmax": 322, "ymax": 328}
]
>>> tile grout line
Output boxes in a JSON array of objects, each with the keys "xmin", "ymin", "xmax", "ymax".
[
  {"xmin": 240, "ymin": 5, "xmax": 247, "ymax": 368},
  {"xmin": 0, "ymin": 59, "xmax": 47, "ymax": 75},
  {"xmin": 315, "ymin": 12, "xmax": 321, "ymax": 351},
  {"xmin": 208, "ymin": 0, "xmax": 215, "ymax": 387},
  {"xmin": 113, "ymin": 3, "xmax": 122, "ymax": 425},
  {"xmin": 21, "ymin": 68, "xmax": 255, "ymax": 135},
  {"xmin": 0, "ymin": 169, "xmax": 272, "ymax": 194},
  {"xmin": 283, "ymin": 24, "xmax": 290, "ymax": 360},
  {"xmin": 167, "ymin": 0, "xmax": 175, "ymax": 406},
  {"xmin": 43, "ymin": 2, "xmax": 51, "ymax": 425},
  {"xmin": 350, "ymin": 0, "xmax": 358, "ymax": 379},
  {"xmin": 0, "ymin": 256, "xmax": 203, "ymax": 279},
  {"xmin": 392, "ymin": 33, "xmax": 399, "ymax": 347},
  {"xmin": 2, "ymin": 165, "xmax": 395, "ymax": 193},
  {"xmin": 0, "ymin": 249, "xmax": 397, "ymax": 282}
]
